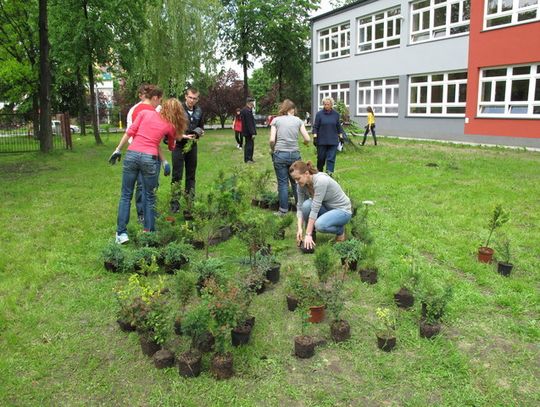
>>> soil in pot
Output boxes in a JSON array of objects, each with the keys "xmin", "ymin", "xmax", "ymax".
[
  {"xmin": 245, "ymin": 316, "xmax": 256, "ymax": 327},
  {"xmin": 376, "ymin": 334, "xmax": 396, "ymax": 351},
  {"xmin": 178, "ymin": 349, "xmax": 202, "ymax": 378},
  {"xmin": 286, "ymin": 295, "xmax": 299, "ymax": 311},
  {"xmin": 117, "ymin": 318, "xmax": 136, "ymax": 332},
  {"xmin": 139, "ymin": 334, "xmax": 161, "ymax": 356},
  {"xmin": 330, "ymin": 320, "xmax": 351, "ymax": 342},
  {"xmin": 299, "ymin": 241, "xmax": 315, "ymax": 254},
  {"xmin": 211, "ymin": 352, "xmax": 234, "ymax": 380},
  {"xmin": 294, "ymin": 335, "xmax": 316, "ymax": 358},
  {"xmin": 309, "ymin": 305, "xmax": 325, "ymax": 323},
  {"xmin": 419, "ymin": 320, "xmax": 441, "ymax": 338},
  {"xmin": 231, "ymin": 322, "xmax": 253, "ymax": 347},
  {"xmin": 394, "ymin": 287, "xmax": 414, "ymax": 309},
  {"xmin": 192, "ymin": 331, "xmax": 215, "ymax": 353},
  {"xmin": 477, "ymin": 246, "xmax": 494, "ymax": 263},
  {"xmin": 497, "ymin": 261, "xmax": 513, "ymax": 276},
  {"xmin": 104, "ymin": 261, "xmax": 119, "ymax": 272},
  {"xmin": 153, "ymin": 349, "xmax": 175, "ymax": 369},
  {"xmin": 266, "ymin": 264, "xmax": 281, "ymax": 283},
  {"xmin": 359, "ymin": 268, "xmax": 378, "ymax": 284}
]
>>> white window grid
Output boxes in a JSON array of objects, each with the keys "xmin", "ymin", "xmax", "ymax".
[
  {"xmin": 484, "ymin": 0, "xmax": 540, "ymax": 29},
  {"xmin": 318, "ymin": 83, "xmax": 350, "ymax": 109},
  {"xmin": 357, "ymin": 78, "xmax": 400, "ymax": 116},
  {"xmin": 357, "ymin": 7, "xmax": 402, "ymax": 53},
  {"xmin": 409, "ymin": 71, "xmax": 468, "ymax": 116},
  {"xmin": 478, "ymin": 63, "xmax": 540, "ymax": 118},
  {"xmin": 410, "ymin": 0, "xmax": 470, "ymax": 43},
  {"xmin": 318, "ymin": 23, "xmax": 351, "ymax": 61}
]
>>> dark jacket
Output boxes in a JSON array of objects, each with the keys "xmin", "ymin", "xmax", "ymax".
[
  {"xmin": 313, "ymin": 109, "xmax": 343, "ymax": 146},
  {"xmin": 176, "ymin": 102, "xmax": 204, "ymax": 149},
  {"xmin": 240, "ymin": 106, "xmax": 257, "ymax": 137}
]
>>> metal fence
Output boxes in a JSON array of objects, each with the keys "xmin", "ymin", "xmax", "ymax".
[{"xmin": 0, "ymin": 113, "xmax": 68, "ymax": 153}]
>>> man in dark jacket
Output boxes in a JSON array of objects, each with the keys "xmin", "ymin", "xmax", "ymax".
[
  {"xmin": 170, "ymin": 88, "xmax": 204, "ymax": 213},
  {"xmin": 240, "ymin": 98, "xmax": 257, "ymax": 163}
]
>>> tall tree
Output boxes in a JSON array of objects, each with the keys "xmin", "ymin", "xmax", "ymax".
[
  {"xmin": 38, "ymin": 0, "xmax": 52, "ymax": 152},
  {"xmin": 219, "ymin": 0, "xmax": 265, "ymax": 99},
  {"xmin": 199, "ymin": 69, "xmax": 244, "ymax": 128}
]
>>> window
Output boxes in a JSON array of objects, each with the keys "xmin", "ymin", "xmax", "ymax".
[
  {"xmin": 479, "ymin": 63, "xmax": 540, "ymax": 118},
  {"xmin": 318, "ymin": 83, "xmax": 350, "ymax": 109},
  {"xmin": 357, "ymin": 7, "xmax": 401, "ymax": 53},
  {"xmin": 485, "ymin": 0, "xmax": 540, "ymax": 28},
  {"xmin": 318, "ymin": 23, "xmax": 350, "ymax": 61},
  {"xmin": 409, "ymin": 71, "xmax": 467, "ymax": 116},
  {"xmin": 357, "ymin": 78, "xmax": 399, "ymax": 115},
  {"xmin": 410, "ymin": 0, "xmax": 470, "ymax": 43}
]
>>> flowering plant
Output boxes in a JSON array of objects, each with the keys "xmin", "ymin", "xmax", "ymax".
[{"xmin": 375, "ymin": 307, "xmax": 396, "ymax": 338}]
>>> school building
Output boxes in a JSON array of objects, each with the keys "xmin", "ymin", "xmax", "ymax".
[{"xmin": 311, "ymin": 0, "xmax": 540, "ymax": 148}]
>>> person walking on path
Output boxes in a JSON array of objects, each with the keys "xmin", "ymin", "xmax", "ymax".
[
  {"xmin": 109, "ymin": 97, "xmax": 187, "ymax": 244},
  {"xmin": 240, "ymin": 97, "xmax": 257, "ymax": 163},
  {"xmin": 362, "ymin": 106, "xmax": 377, "ymax": 146},
  {"xmin": 289, "ymin": 160, "xmax": 352, "ymax": 251},
  {"xmin": 312, "ymin": 97, "xmax": 344, "ymax": 175},
  {"xmin": 170, "ymin": 88, "xmax": 205, "ymax": 213},
  {"xmin": 269, "ymin": 99, "xmax": 310, "ymax": 215},
  {"xmin": 232, "ymin": 108, "xmax": 243, "ymax": 149}
]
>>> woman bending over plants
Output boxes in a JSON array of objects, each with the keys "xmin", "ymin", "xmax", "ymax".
[{"xmin": 289, "ymin": 160, "xmax": 352, "ymax": 250}]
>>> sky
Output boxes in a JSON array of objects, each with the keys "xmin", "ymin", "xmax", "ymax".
[{"xmin": 223, "ymin": 0, "xmax": 335, "ymax": 74}]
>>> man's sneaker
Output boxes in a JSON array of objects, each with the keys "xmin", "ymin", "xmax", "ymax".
[
  {"xmin": 115, "ymin": 233, "xmax": 129, "ymax": 245},
  {"xmin": 170, "ymin": 200, "xmax": 180, "ymax": 213}
]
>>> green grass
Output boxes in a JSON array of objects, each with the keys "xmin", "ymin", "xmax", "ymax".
[{"xmin": 1, "ymin": 130, "xmax": 539, "ymax": 406}]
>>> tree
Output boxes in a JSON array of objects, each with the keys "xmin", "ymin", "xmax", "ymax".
[
  {"xmin": 219, "ymin": 0, "xmax": 265, "ymax": 99},
  {"xmin": 199, "ymin": 69, "xmax": 244, "ymax": 128},
  {"xmin": 38, "ymin": 0, "xmax": 52, "ymax": 152}
]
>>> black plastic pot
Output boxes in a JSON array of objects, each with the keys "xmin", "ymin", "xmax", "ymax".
[
  {"xmin": 497, "ymin": 261, "xmax": 513, "ymax": 276},
  {"xmin": 265, "ymin": 264, "xmax": 281, "ymax": 283}
]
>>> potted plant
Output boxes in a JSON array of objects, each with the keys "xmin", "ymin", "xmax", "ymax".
[
  {"xmin": 244, "ymin": 264, "xmax": 267, "ymax": 295},
  {"xmin": 359, "ymin": 245, "xmax": 378, "ymax": 284},
  {"xmin": 161, "ymin": 241, "xmax": 194, "ymax": 274},
  {"xmin": 495, "ymin": 235, "xmax": 514, "ymax": 276},
  {"xmin": 255, "ymin": 251, "xmax": 281, "ymax": 284},
  {"xmin": 237, "ymin": 211, "xmax": 274, "ymax": 268},
  {"xmin": 230, "ymin": 291, "xmax": 254, "ymax": 347},
  {"xmin": 191, "ymin": 258, "xmax": 226, "ymax": 295},
  {"xmin": 323, "ymin": 276, "xmax": 350, "ymax": 342},
  {"xmin": 394, "ymin": 258, "xmax": 420, "ymax": 309},
  {"xmin": 171, "ymin": 269, "xmax": 198, "ymax": 335},
  {"xmin": 102, "ymin": 240, "xmax": 126, "ymax": 272},
  {"xmin": 417, "ymin": 281, "xmax": 453, "ymax": 339},
  {"xmin": 274, "ymin": 213, "xmax": 294, "ymax": 240},
  {"xmin": 294, "ymin": 303, "xmax": 316, "ymax": 359},
  {"xmin": 135, "ymin": 230, "xmax": 162, "ymax": 248},
  {"xmin": 333, "ymin": 239, "xmax": 363, "ymax": 271},
  {"xmin": 478, "ymin": 204, "xmax": 509, "ymax": 263},
  {"xmin": 285, "ymin": 266, "xmax": 304, "ymax": 311},
  {"xmin": 179, "ymin": 303, "xmax": 212, "ymax": 377},
  {"xmin": 314, "ymin": 244, "xmax": 337, "ymax": 283},
  {"xmin": 130, "ymin": 247, "xmax": 161, "ymax": 274},
  {"xmin": 375, "ymin": 307, "xmax": 397, "ymax": 351},
  {"xmin": 114, "ymin": 274, "xmax": 151, "ymax": 332},
  {"xmin": 260, "ymin": 191, "xmax": 279, "ymax": 210},
  {"xmin": 203, "ymin": 279, "xmax": 243, "ymax": 380},
  {"xmin": 304, "ymin": 279, "xmax": 325, "ymax": 323},
  {"xmin": 247, "ymin": 168, "xmax": 273, "ymax": 207}
]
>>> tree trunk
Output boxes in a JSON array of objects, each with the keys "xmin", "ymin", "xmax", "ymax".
[
  {"xmin": 83, "ymin": 0, "xmax": 101, "ymax": 144},
  {"xmin": 32, "ymin": 93, "xmax": 40, "ymax": 138},
  {"xmin": 77, "ymin": 68, "xmax": 86, "ymax": 136},
  {"xmin": 38, "ymin": 0, "xmax": 52, "ymax": 152},
  {"xmin": 242, "ymin": 53, "xmax": 249, "ymax": 100}
]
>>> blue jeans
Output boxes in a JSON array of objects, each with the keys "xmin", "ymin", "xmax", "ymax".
[
  {"xmin": 301, "ymin": 199, "xmax": 351, "ymax": 235},
  {"xmin": 117, "ymin": 151, "xmax": 160, "ymax": 234},
  {"xmin": 135, "ymin": 164, "xmax": 161, "ymax": 218},
  {"xmin": 316, "ymin": 144, "xmax": 338, "ymax": 173},
  {"xmin": 272, "ymin": 150, "xmax": 301, "ymax": 212}
]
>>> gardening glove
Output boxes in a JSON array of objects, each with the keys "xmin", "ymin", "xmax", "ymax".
[
  {"xmin": 163, "ymin": 160, "xmax": 171, "ymax": 176},
  {"xmin": 108, "ymin": 149, "xmax": 121, "ymax": 165},
  {"xmin": 312, "ymin": 136, "xmax": 318, "ymax": 147}
]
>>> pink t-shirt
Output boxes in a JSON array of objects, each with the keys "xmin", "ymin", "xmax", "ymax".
[{"xmin": 127, "ymin": 110, "xmax": 176, "ymax": 155}]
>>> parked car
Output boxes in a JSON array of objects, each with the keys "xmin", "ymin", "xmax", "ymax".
[
  {"xmin": 52, "ymin": 120, "xmax": 80, "ymax": 134},
  {"xmin": 253, "ymin": 114, "xmax": 267, "ymax": 126}
]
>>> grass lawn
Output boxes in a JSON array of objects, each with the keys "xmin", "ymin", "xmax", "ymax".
[{"xmin": 0, "ymin": 129, "xmax": 539, "ymax": 406}]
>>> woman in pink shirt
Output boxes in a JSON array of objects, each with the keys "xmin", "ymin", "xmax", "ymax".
[{"xmin": 110, "ymin": 95, "xmax": 187, "ymax": 244}]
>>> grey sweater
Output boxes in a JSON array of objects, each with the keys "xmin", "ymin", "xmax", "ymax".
[{"xmin": 297, "ymin": 173, "xmax": 352, "ymax": 220}]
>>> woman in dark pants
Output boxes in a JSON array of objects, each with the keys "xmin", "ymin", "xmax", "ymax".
[
  {"xmin": 312, "ymin": 97, "xmax": 344, "ymax": 176},
  {"xmin": 362, "ymin": 106, "xmax": 377, "ymax": 145}
]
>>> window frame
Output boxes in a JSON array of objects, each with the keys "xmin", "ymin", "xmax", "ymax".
[
  {"xmin": 318, "ymin": 83, "xmax": 351, "ymax": 109},
  {"xmin": 317, "ymin": 22, "xmax": 351, "ymax": 62},
  {"xmin": 408, "ymin": 71, "xmax": 468, "ymax": 117},
  {"xmin": 484, "ymin": 0, "xmax": 540, "ymax": 30},
  {"xmin": 478, "ymin": 63, "xmax": 540, "ymax": 118},
  {"xmin": 356, "ymin": 77, "xmax": 400, "ymax": 116},
  {"xmin": 410, "ymin": 0, "xmax": 471, "ymax": 44},
  {"xmin": 357, "ymin": 6, "xmax": 402, "ymax": 54}
]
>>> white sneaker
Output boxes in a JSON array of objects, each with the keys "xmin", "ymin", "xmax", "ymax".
[
  {"xmin": 115, "ymin": 233, "xmax": 129, "ymax": 244},
  {"xmin": 237, "ymin": 144, "xmax": 242, "ymax": 150}
]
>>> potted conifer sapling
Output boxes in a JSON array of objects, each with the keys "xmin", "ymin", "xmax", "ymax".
[
  {"xmin": 478, "ymin": 204, "xmax": 509, "ymax": 263},
  {"xmin": 495, "ymin": 236, "xmax": 514, "ymax": 276}
]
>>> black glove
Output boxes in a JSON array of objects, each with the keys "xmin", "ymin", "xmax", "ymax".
[
  {"xmin": 313, "ymin": 137, "xmax": 318, "ymax": 147},
  {"xmin": 191, "ymin": 127, "xmax": 204, "ymax": 139},
  {"xmin": 109, "ymin": 149, "xmax": 121, "ymax": 165},
  {"xmin": 163, "ymin": 161, "xmax": 171, "ymax": 176}
]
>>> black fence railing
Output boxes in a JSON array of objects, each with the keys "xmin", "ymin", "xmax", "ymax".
[{"xmin": 0, "ymin": 113, "xmax": 67, "ymax": 153}]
